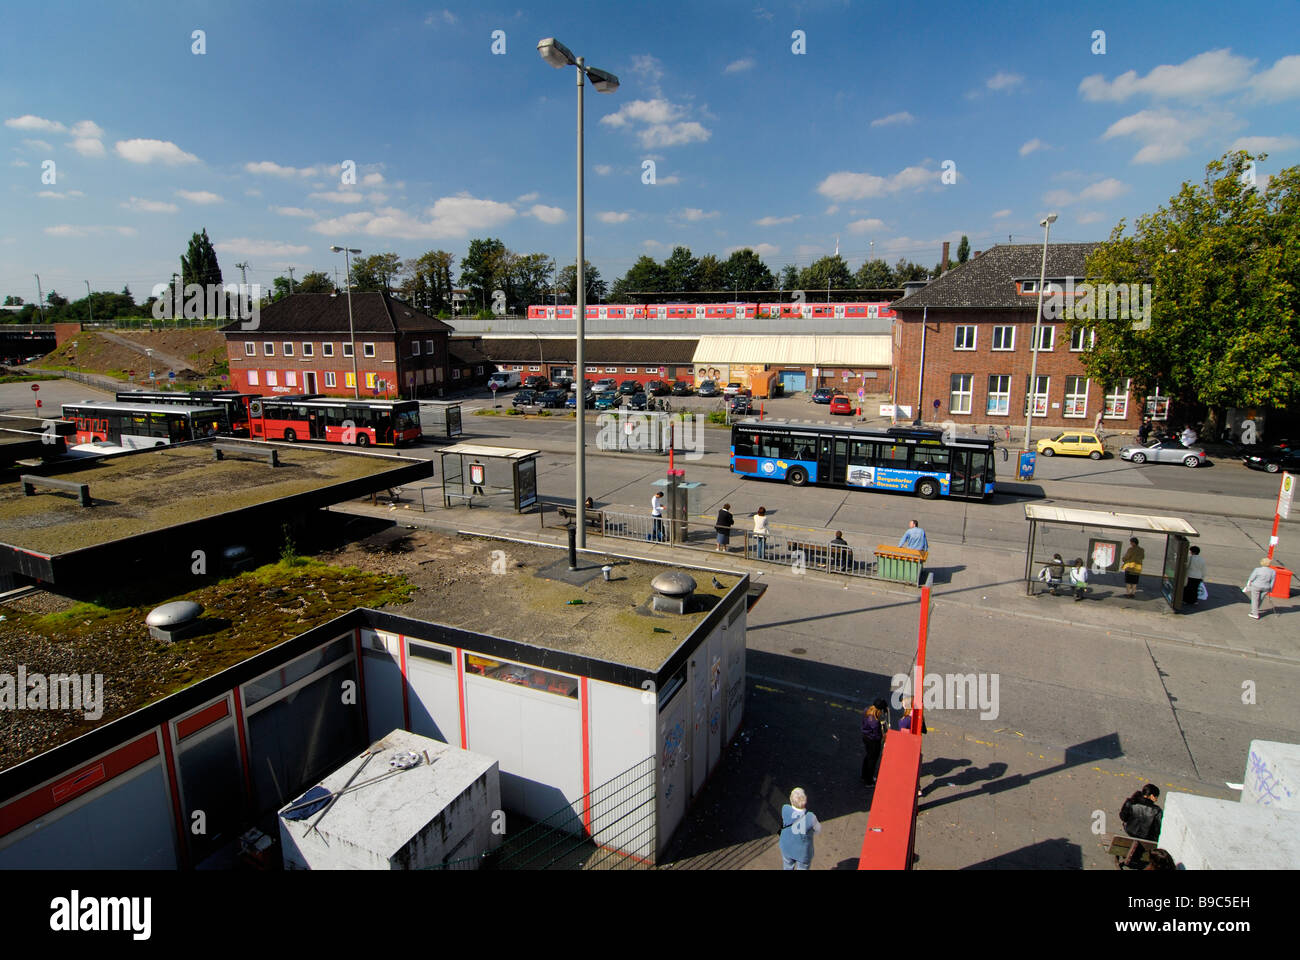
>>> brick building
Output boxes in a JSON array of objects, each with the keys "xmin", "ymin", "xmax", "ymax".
[
  {"xmin": 222, "ymin": 293, "xmax": 452, "ymax": 399},
  {"xmin": 454, "ymin": 337, "xmax": 698, "ymax": 388},
  {"xmin": 890, "ymin": 243, "xmax": 1143, "ymax": 433}
]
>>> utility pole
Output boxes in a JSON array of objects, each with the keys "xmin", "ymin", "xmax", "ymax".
[
  {"xmin": 34, "ymin": 274, "xmax": 45, "ymax": 322},
  {"xmin": 235, "ymin": 261, "xmax": 249, "ymax": 288},
  {"xmin": 84, "ymin": 280, "xmax": 93, "ymax": 326}
]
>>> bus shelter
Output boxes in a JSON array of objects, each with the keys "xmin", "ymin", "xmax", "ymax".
[
  {"xmin": 1023, "ymin": 505, "xmax": 1199, "ymax": 611},
  {"xmin": 439, "ymin": 443, "xmax": 539, "ymax": 512}
]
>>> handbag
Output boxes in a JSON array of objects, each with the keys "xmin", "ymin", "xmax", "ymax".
[{"xmin": 1197, "ymin": 581, "xmax": 1209, "ymax": 601}]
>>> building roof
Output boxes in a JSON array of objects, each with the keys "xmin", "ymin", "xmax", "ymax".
[
  {"xmin": 221, "ymin": 292, "xmax": 454, "ymax": 335},
  {"xmin": 891, "ymin": 243, "xmax": 1102, "ymax": 311},
  {"xmin": 448, "ymin": 339, "xmax": 489, "ymax": 366},
  {"xmin": 455, "ymin": 337, "xmax": 698, "ymax": 365},
  {"xmin": 693, "ymin": 335, "xmax": 891, "ymax": 367}
]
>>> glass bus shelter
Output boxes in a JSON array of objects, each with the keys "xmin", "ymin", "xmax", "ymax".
[{"xmin": 439, "ymin": 443, "xmax": 539, "ymax": 513}]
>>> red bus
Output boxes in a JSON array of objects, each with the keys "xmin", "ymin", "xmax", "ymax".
[{"xmin": 248, "ymin": 398, "xmax": 422, "ymax": 447}]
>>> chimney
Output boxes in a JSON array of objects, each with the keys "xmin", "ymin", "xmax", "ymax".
[
  {"xmin": 973, "ymin": 250, "xmax": 982, "ymax": 258},
  {"xmin": 941, "ymin": 242, "xmax": 950, "ymax": 273}
]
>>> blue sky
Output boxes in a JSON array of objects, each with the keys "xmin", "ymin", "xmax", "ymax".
[{"xmin": 2, "ymin": 0, "xmax": 1298, "ymax": 304}]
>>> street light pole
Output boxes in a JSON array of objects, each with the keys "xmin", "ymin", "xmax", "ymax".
[
  {"xmin": 84, "ymin": 280, "xmax": 93, "ymax": 326},
  {"xmin": 539, "ymin": 37, "xmax": 619, "ymax": 549},
  {"xmin": 1023, "ymin": 214, "xmax": 1057, "ymax": 453},
  {"xmin": 331, "ymin": 245, "xmax": 362, "ymax": 398}
]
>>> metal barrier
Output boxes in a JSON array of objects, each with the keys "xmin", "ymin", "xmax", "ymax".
[{"xmin": 600, "ymin": 510, "xmax": 679, "ymax": 544}]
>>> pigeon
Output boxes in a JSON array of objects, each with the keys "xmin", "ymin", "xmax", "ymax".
[{"xmin": 711, "ymin": 577, "xmax": 724, "ymax": 590}]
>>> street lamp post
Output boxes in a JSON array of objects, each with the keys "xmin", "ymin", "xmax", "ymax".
[
  {"xmin": 146, "ymin": 347, "xmax": 154, "ymax": 384},
  {"xmin": 1023, "ymin": 213, "xmax": 1058, "ymax": 453},
  {"xmin": 84, "ymin": 281, "xmax": 93, "ymax": 327},
  {"xmin": 330, "ymin": 245, "xmax": 362, "ymax": 398},
  {"xmin": 538, "ymin": 36, "xmax": 619, "ymax": 549}
]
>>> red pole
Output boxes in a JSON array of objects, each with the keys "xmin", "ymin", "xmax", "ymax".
[
  {"xmin": 668, "ymin": 419, "xmax": 674, "ymax": 475},
  {"xmin": 911, "ymin": 577, "xmax": 931, "ymax": 735}
]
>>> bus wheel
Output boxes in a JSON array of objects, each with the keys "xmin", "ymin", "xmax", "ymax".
[
  {"xmin": 356, "ymin": 433, "xmax": 370, "ymax": 447},
  {"xmin": 786, "ymin": 467, "xmax": 808, "ymax": 487},
  {"xmin": 916, "ymin": 478, "xmax": 938, "ymax": 499},
  {"xmin": 283, "ymin": 429, "xmax": 297, "ymax": 442}
]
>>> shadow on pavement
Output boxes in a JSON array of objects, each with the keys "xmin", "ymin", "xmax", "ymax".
[{"xmin": 959, "ymin": 837, "xmax": 1084, "ymax": 869}]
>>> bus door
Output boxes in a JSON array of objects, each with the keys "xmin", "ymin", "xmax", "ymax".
[
  {"xmin": 817, "ymin": 437, "xmax": 850, "ymax": 484},
  {"xmin": 377, "ymin": 409, "xmax": 393, "ymax": 445},
  {"xmin": 308, "ymin": 406, "xmax": 328, "ymax": 440},
  {"xmin": 948, "ymin": 448, "xmax": 990, "ymax": 500}
]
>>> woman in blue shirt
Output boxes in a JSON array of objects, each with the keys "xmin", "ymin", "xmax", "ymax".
[{"xmin": 778, "ymin": 787, "xmax": 822, "ymax": 870}]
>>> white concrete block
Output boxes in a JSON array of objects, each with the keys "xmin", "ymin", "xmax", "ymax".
[
  {"xmin": 278, "ymin": 729, "xmax": 501, "ymax": 870},
  {"xmin": 1241, "ymin": 740, "xmax": 1300, "ymax": 810},
  {"xmin": 1161, "ymin": 792, "xmax": 1300, "ymax": 870}
]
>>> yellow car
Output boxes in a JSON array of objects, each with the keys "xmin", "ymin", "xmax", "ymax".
[{"xmin": 1037, "ymin": 430, "xmax": 1105, "ymax": 459}]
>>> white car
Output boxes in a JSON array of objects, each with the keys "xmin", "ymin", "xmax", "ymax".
[
  {"xmin": 722, "ymin": 382, "xmax": 744, "ymax": 397},
  {"xmin": 591, "ymin": 378, "xmax": 617, "ymax": 394}
]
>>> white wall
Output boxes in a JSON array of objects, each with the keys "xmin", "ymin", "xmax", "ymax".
[{"xmin": 1242, "ymin": 740, "xmax": 1299, "ymax": 810}]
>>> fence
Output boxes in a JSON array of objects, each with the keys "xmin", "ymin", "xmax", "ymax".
[{"xmin": 428, "ymin": 755, "xmax": 657, "ymax": 870}]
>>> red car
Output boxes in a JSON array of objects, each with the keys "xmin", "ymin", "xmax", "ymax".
[{"xmin": 829, "ymin": 395, "xmax": 853, "ymax": 415}]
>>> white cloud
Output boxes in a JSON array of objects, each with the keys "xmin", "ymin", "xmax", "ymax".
[
  {"xmin": 992, "ymin": 208, "xmax": 1012, "ymax": 219},
  {"xmin": 245, "ymin": 160, "xmax": 317, "ymax": 178},
  {"xmin": 515, "ymin": 191, "xmax": 539, "ymax": 204},
  {"xmin": 602, "ymin": 99, "xmax": 681, "ymax": 127},
  {"xmin": 5, "ymin": 115, "xmax": 65, "ymax": 133},
  {"xmin": 309, "ymin": 193, "xmax": 517, "ymax": 241},
  {"xmin": 69, "ymin": 120, "xmax": 103, "ymax": 139},
  {"xmin": 601, "ymin": 99, "xmax": 710, "ymax": 148},
  {"xmin": 630, "ymin": 55, "xmax": 664, "ymax": 84},
  {"xmin": 122, "ymin": 196, "xmax": 179, "ymax": 213},
  {"xmin": 215, "ymin": 238, "xmax": 311, "ymax": 258},
  {"xmin": 816, "ymin": 165, "xmax": 934, "ymax": 201},
  {"xmin": 11, "ymin": 159, "xmax": 30, "ymax": 167},
  {"xmin": 115, "ymin": 139, "xmax": 199, "ymax": 165},
  {"xmin": 847, "ymin": 218, "xmax": 887, "ymax": 233},
  {"xmin": 309, "ymin": 190, "xmax": 365, "ymax": 204},
  {"xmin": 1230, "ymin": 135, "xmax": 1300, "ymax": 153},
  {"xmin": 22, "ymin": 139, "xmax": 53, "ymax": 152},
  {"xmin": 824, "ymin": 205, "xmax": 839, "ymax": 216},
  {"xmin": 657, "ymin": 175, "xmax": 681, "ymax": 185},
  {"xmin": 639, "ymin": 121, "xmax": 709, "ymax": 148},
  {"xmin": 367, "ymin": 192, "xmax": 388, "ymax": 204},
  {"xmin": 1019, "ymin": 138, "xmax": 1048, "ymax": 156},
  {"xmin": 69, "ymin": 138, "xmax": 105, "ymax": 157},
  {"xmin": 598, "ymin": 211, "xmax": 632, "ymax": 223},
  {"xmin": 1079, "ymin": 49, "xmax": 1255, "ymax": 102},
  {"xmin": 726, "ymin": 243, "xmax": 779, "ymax": 256},
  {"xmin": 362, "ymin": 172, "xmax": 386, "ymax": 186},
  {"xmin": 594, "ymin": 164, "xmax": 612, "ymax": 176},
  {"xmin": 643, "ymin": 239, "xmax": 668, "ymax": 251},
  {"xmin": 244, "ymin": 188, "xmax": 262, "ymax": 197},
  {"xmin": 44, "ymin": 224, "xmax": 136, "ymax": 237},
  {"xmin": 754, "ymin": 214, "xmax": 799, "ymax": 226},
  {"xmin": 680, "ymin": 208, "xmax": 719, "ymax": 221},
  {"xmin": 1043, "ymin": 177, "xmax": 1131, "ymax": 207},
  {"xmin": 270, "ymin": 206, "xmax": 318, "ymax": 218},
  {"xmin": 986, "ymin": 71, "xmax": 1024, "ymax": 91},
  {"xmin": 1250, "ymin": 54, "xmax": 1300, "ymax": 102},
  {"xmin": 37, "ymin": 190, "xmax": 67, "ymax": 198},
  {"xmin": 1100, "ymin": 108, "xmax": 1227, "ymax": 164},
  {"xmin": 724, "ymin": 58, "xmax": 755, "ymax": 74},
  {"xmin": 870, "ymin": 111, "xmax": 915, "ymax": 127},
  {"xmin": 1077, "ymin": 211, "xmax": 1106, "ymax": 224},
  {"xmin": 424, "ymin": 9, "xmax": 457, "ymax": 25},
  {"xmin": 176, "ymin": 189, "xmax": 222, "ymax": 204},
  {"xmin": 529, "ymin": 204, "xmax": 566, "ymax": 224}
]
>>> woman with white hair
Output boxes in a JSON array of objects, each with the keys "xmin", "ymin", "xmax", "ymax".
[
  {"xmin": 778, "ymin": 787, "xmax": 822, "ymax": 870},
  {"xmin": 1243, "ymin": 558, "xmax": 1276, "ymax": 619}
]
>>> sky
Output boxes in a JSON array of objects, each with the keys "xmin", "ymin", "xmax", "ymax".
[{"xmin": 2, "ymin": 0, "xmax": 1298, "ymax": 304}]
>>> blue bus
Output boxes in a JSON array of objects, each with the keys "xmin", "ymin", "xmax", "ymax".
[{"xmin": 730, "ymin": 420, "xmax": 996, "ymax": 500}]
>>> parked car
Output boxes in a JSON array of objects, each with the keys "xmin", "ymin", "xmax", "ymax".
[
  {"xmin": 1119, "ymin": 438, "xmax": 1207, "ymax": 468},
  {"xmin": 729, "ymin": 395, "xmax": 754, "ymax": 416},
  {"xmin": 627, "ymin": 392, "xmax": 648, "ymax": 411},
  {"xmin": 594, "ymin": 391, "xmax": 622, "ymax": 410},
  {"xmin": 512, "ymin": 389, "xmax": 537, "ymax": 408},
  {"xmin": 523, "ymin": 375, "xmax": 550, "ymax": 391},
  {"xmin": 722, "ymin": 382, "xmax": 744, "ymax": 397},
  {"xmin": 1037, "ymin": 430, "xmax": 1106, "ymax": 460},
  {"xmin": 592, "ymin": 378, "xmax": 617, "ymax": 394},
  {"xmin": 618, "ymin": 379, "xmax": 640, "ymax": 395},
  {"xmin": 552, "ymin": 376, "xmax": 573, "ymax": 392},
  {"xmin": 1242, "ymin": 448, "xmax": 1300, "ymax": 474},
  {"xmin": 645, "ymin": 380, "xmax": 670, "ymax": 395},
  {"xmin": 671, "ymin": 380, "xmax": 693, "ymax": 396},
  {"xmin": 697, "ymin": 380, "xmax": 720, "ymax": 397},
  {"xmin": 538, "ymin": 388, "xmax": 567, "ymax": 408},
  {"xmin": 811, "ymin": 387, "xmax": 834, "ymax": 404},
  {"xmin": 829, "ymin": 395, "xmax": 853, "ymax": 415}
]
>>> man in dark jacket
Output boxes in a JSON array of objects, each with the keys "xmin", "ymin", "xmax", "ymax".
[{"xmin": 1121, "ymin": 784, "xmax": 1163, "ymax": 842}]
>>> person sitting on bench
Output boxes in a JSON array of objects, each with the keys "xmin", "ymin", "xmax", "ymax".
[
  {"xmin": 1038, "ymin": 553, "xmax": 1066, "ymax": 594},
  {"xmin": 829, "ymin": 531, "xmax": 853, "ymax": 572},
  {"xmin": 1069, "ymin": 557, "xmax": 1088, "ymax": 601}
]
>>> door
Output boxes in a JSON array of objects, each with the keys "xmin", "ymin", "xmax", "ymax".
[
  {"xmin": 832, "ymin": 439, "xmax": 849, "ymax": 485},
  {"xmin": 949, "ymin": 449, "xmax": 970, "ymax": 496},
  {"xmin": 781, "ymin": 371, "xmax": 806, "ymax": 393},
  {"xmin": 309, "ymin": 406, "xmax": 327, "ymax": 440},
  {"xmin": 818, "ymin": 438, "xmax": 833, "ymax": 484},
  {"xmin": 303, "ymin": 371, "xmax": 317, "ymax": 394}
]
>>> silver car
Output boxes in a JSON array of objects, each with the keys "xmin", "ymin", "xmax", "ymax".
[{"xmin": 1119, "ymin": 438, "xmax": 1207, "ymax": 468}]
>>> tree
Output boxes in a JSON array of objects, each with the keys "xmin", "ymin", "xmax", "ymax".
[
  {"xmin": 350, "ymin": 252, "xmax": 402, "ymax": 293},
  {"xmin": 694, "ymin": 254, "xmax": 726, "ymax": 292},
  {"xmin": 797, "ymin": 255, "xmax": 852, "ymax": 294},
  {"xmin": 957, "ymin": 235, "xmax": 971, "ymax": 264},
  {"xmin": 611, "ymin": 255, "xmax": 667, "ymax": 299},
  {"xmin": 891, "ymin": 258, "xmax": 930, "ymax": 283},
  {"xmin": 461, "ymin": 238, "xmax": 507, "ymax": 311},
  {"xmin": 3, "ymin": 295, "xmax": 23, "ymax": 306},
  {"xmin": 557, "ymin": 261, "xmax": 607, "ymax": 303},
  {"xmin": 402, "ymin": 250, "xmax": 457, "ymax": 314},
  {"xmin": 272, "ymin": 276, "xmax": 293, "ymax": 302},
  {"xmin": 853, "ymin": 258, "xmax": 893, "ymax": 288},
  {"xmin": 45, "ymin": 290, "xmax": 68, "ymax": 308},
  {"xmin": 1082, "ymin": 151, "xmax": 1300, "ymax": 413},
  {"xmin": 777, "ymin": 263, "xmax": 800, "ymax": 292},
  {"xmin": 296, "ymin": 271, "xmax": 334, "ymax": 294},
  {"xmin": 505, "ymin": 252, "xmax": 553, "ymax": 314},
  {"xmin": 181, "ymin": 228, "xmax": 223, "ymax": 288},
  {"xmin": 662, "ymin": 246, "xmax": 699, "ymax": 292},
  {"xmin": 723, "ymin": 248, "xmax": 775, "ymax": 293}
]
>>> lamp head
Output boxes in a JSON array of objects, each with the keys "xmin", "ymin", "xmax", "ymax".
[
  {"xmin": 1040, "ymin": 213, "xmax": 1058, "ymax": 227},
  {"xmin": 586, "ymin": 66, "xmax": 620, "ymax": 93},
  {"xmin": 330, "ymin": 245, "xmax": 343, "ymax": 253},
  {"xmin": 537, "ymin": 37, "xmax": 576, "ymax": 68}
]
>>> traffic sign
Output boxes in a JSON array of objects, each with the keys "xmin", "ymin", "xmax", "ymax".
[
  {"xmin": 31, "ymin": 383, "xmax": 39, "ymax": 391},
  {"xmin": 1279, "ymin": 472, "xmax": 1295, "ymax": 521},
  {"xmin": 35, "ymin": 399, "xmax": 42, "ymax": 408}
]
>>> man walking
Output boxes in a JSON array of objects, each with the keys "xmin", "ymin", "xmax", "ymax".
[
  {"xmin": 649, "ymin": 490, "xmax": 666, "ymax": 542},
  {"xmin": 898, "ymin": 519, "xmax": 928, "ymax": 552},
  {"xmin": 1243, "ymin": 558, "xmax": 1276, "ymax": 619}
]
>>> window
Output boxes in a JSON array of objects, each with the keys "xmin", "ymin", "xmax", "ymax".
[
  {"xmin": 645, "ymin": 367, "xmax": 659, "ymax": 374},
  {"xmin": 244, "ymin": 341, "xmax": 255, "ymax": 356},
  {"xmin": 283, "ymin": 342, "xmax": 294, "ymax": 357},
  {"xmin": 322, "ymin": 343, "xmax": 334, "ymax": 357},
  {"xmin": 586, "ymin": 366, "xmax": 599, "ymax": 373},
  {"xmin": 324, "ymin": 372, "xmax": 336, "ymax": 387},
  {"xmin": 302, "ymin": 342, "xmax": 313, "ymax": 357},
  {"xmin": 1021, "ymin": 280, "xmax": 1037, "ymax": 293},
  {"xmin": 412, "ymin": 340, "xmax": 421, "ymax": 356},
  {"xmin": 362, "ymin": 342, "xmax": 376, "ymax": 358},
  {"xmin": 1024, "ymin": 375, "xmax": 1049, "ymax": 417},
  {"xmin": 605, "ymin": 366, "xmax": 618, "ymax": 373},
  {"xmin": 345, "ymin": 372, "xmax": 356, "ymax": 388},
  {"xmin": 954, "ymin": 326, "xmax": 976, "ymax": 350},
  {"xmin": 248, "ymin": 370, "xmax": 259, "ymax": 386},
  {"xmin": 464, "ymin": 654, "xmax": 578, "ymax": 699},
  {"xmin": 286, "ymin": 371, "xmax": 297, "ymax": 387},
  {"xmin": 1030, "ymin": 326, "xmax": 1054, "ymax": 351},
  {"xmin": 425, "ymin": 340, "xmax": 434, "ymax": 355},
  {"xmin": 365, "ymin": 372, "xmax": 376, "ymax": 389},
  {"xmin": 452, "ymin": 369, "xmax": 461, "ymax": 379},
  {"xmin": 263, "ymin": 342, "xmax": 274, "ymax": 357},
  {"xmin": 436, "ymin": 368, "xmax": 443, "ymax": 382},
  {"xmin": 987, "ymin": 375, "xmax": 1011, "ymax": 415},
  {"xmin": 266, "ymin": 371, "xmax": 278, "ymax": 386},
  {"xmin": 950, "ymin": 374, "xmax": 973, "ymax": 414},
  {"xmin": 1104, "ymin": 379, "xmax": 1130, "ymax": 419},
  {"xmin": 1064, "ymin": 376, "xmax": 1089, "ymax": 417},
  {"xmin": 529, "ymin": 365, "xmax": 540, "ymax": 372},
  {"xmin": 343, "ymin": 343, "xmax": 354, "ymax": 358},
  {"xmin": 626, "ymin": 367, "xmax": 638, "ymax": 373},
  {"xmin": 992, "ymin": 326, "xmax": 1015, "ymax": 351},
  {"xmin": 1070, "ymin": 326, "xmax": 1095, "ymax": 351}
]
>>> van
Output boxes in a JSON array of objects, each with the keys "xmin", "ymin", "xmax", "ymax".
[{"xmin": 487, "ymin": 370, "xmax": 521, "ymax": 390}]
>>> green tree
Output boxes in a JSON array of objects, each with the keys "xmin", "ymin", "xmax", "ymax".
[
  {"xmin": 611, "ymin": 255, "xmax": 667, "ymax": 299},
  {"xmin": 461, "ymin": 237, "xmax": 507, "ymax": 311},
  {"xmin": 1082, "ymin": 151, "xmax": 1300, "ymax": 412},
  {"xmin": 797, "ymin": 255, "xmax": 852, "ymax": 294},
  {"xmin": 694, "ymin": 254, "xmax": 726, "ymax": 292},
  {"xmin": 957, "ymin": 235, "xmax": 971, "ymax": 264},
  {"xmin": 506, "ymin": 252, "xmax": 554, "ymax": 313},
  {"xmin": 662, "ymin": 246, "xmax": 699, "ymax": 292},
  {"xmin": 402, "ymin": 250, "xmax": 457, "ymax": 314},
  {"xmin": 181, "ymin": 228, "xmax": 223, "ymax": 288},
  {"xmin": 271, "ymin": 276, "xmax": 293, "ymax": 301},
  {"xmin": 45, "ymin": 290, "xmax": 68, "ymax": 308},
  {"xmin": 557, "ymin": 261, "xmax": 607, "ymax": 303},
  {"xmin": 854, "ymin": 258, "xmax": 894, "ymax": 287},
  {"xmin": 3, "ymin": 295, "xmax": 23, "ymax": 306},
  {"xmin": 350, "ymin": 253, "xmax": 402, "ymax": 293},
  {"xmin": 777, "ymin": 263, "xmax": 800, "ymax": 292},
  {"xmin": 723, "ymin": 248, "xmax": 775, "ymax": 292},
  {"xmin": 296, "ymin": 271, "xmax": 334, "ymax": 294},
  {"xmin": 891, "ymin": 258, "xmax": 930, "ymax": 283}
]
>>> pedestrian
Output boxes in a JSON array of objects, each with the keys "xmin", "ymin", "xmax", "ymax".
[
  {"xmin": 1242, "ymin": 558, "xmax": 1276, "ymax": 619},
  {"xmin": 1145, "ymin": 849, "xmax": 1176, "ymax": 871},
  {"xmin": 1119, "ymin": 784, "xmax": 1163, "ymax": 866},
  {"xmin": 714, "ymin": 502, "xmax": 734, "ymax": 552},
  {"xmin": 753, "ymin": 506, "xmax": 769, "ymax": 559},
  {"xmin": 1069, "ymin": 556, "xmax": 1088, "ymax": 601},
  {"xmin": 1094, "ymin": 410, "xmax": 1104, "ymax": 435},
  {"xmin": 897, "ymin": 695, "xmax": 927, "ymax": 734},
  {"xmin": 1138, "ymin": 417, "xmax": 1152, "ymax": 444},
  {"xmin": 1121, "ymin": 537, "xmax": 1145, "ymax": 598},
  {"xmin": 649, "ymin": 490, "xmax": 666, "ymax": 542},
  {"xmin": 778, "ymin": 787, "xmax": 822, "ymax": 870},
  {"xmin": 1038, "ymin": 552, "xmax": 1066, "ymax": 594},
  {"xmin": 1180, "ymin": 424, "xmax": 1197, "ymax": 446},
  {"xmin": 861, "ymin": 703, "xmax": 884, "ymax": 784},
  {"xmin": 829, "ymin": 530, "xmax": 852, "ymax": 572},
  {"xmin": 1183, "ymin": 545, "xmax": 1206, "ymax": 607},
  {"xmin": 898, "ymin": 519, "xmax": 928, "ymax": 552}
]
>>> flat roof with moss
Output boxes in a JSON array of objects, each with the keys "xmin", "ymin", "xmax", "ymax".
[{"xmin": 0, "ymin": 442, "xmax": 418, "ymax": 557}]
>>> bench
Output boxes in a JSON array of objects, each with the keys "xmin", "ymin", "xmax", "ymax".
[
  {"xmin": 213, "ymin": 443, "xmax": 279, "ymax": 467},
  {"xmin": 1105, "ymin": 834, "xmax": 1157, "ymax": 869},
  {"xmin": 20, "ymin": 474, "xmax": 92, "ymax": 508},
  {"xmin": 444, "ymin": 492, "xmax": 476, "ymax": 509},
  {"xmin": 556, "ymin": 506, "xmax": 604, "ymax": 530}
]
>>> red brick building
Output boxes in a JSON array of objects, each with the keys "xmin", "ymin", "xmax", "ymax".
[
  {"xmin": 890, "ymin": 243, "xmax": 1143, "ymax": 434},
  {"xmin": 222, "ymin": 293, "xmax": 452, "ymax": 399}
]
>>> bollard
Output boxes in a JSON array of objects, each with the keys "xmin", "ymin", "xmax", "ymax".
[
  {"xmin": 568, "ymin": 526, "xmax": 577, "ymax": 570},
  {"xmin": 602, "ymin": 565, "xmax": 612, "ymax": 581}
]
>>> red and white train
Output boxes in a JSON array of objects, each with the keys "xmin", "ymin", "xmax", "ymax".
[{"xmin": 526, "ymin": 301, "xmax": 896, "ymax": 321}]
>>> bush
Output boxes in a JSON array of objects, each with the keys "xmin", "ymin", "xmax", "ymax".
[
  {"xmin": 707, "ymin": 410, "xmax": 728, "ymax": 424},
  {"xmin": 474, "ymin": 408, "xmax": 499, "ymax": 416},
  {"xmin": 506, "ymin": 407, "xmax": 522, "ymax": 415},
  {"xmin": 537, "ymin": 409, "xmax": 551, "ymax": 417}
]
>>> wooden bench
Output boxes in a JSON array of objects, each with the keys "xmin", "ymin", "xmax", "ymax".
[
  {"xmin": 1105, "ymin": 834, "xmax": 1157, "ymax": 869},
  {"xmin": 213, "ymin": 443, "xmax": 279, "ymax": 467},
  {"xmin": 20, "ymin": 474, "xmax": 92, "ymax": 508},
  {"xmin": 556, "ymin": 506, "xmax": 604, "ymax": 530}
]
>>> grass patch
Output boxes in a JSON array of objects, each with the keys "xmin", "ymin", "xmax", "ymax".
[
  {"xmin": 0, "ymin": 374, "xmax": 60, "ymax": 384},
  {"xmin": 475, "ymin": 408, "xmax": 501, "ymax": 416}
]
